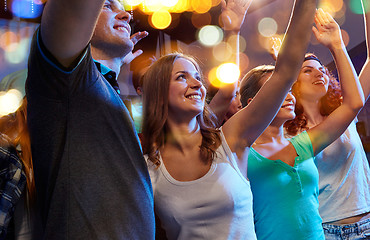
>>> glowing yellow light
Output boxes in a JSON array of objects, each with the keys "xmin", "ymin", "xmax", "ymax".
[
  {"xmin": 150, "ymin": 10, "xmax": 172, "ymax": 29},
  {"xmin": 192, "ymin": 0, "xmax": 212, "ymax": 13},
  {"xmin": 161, "ymin": 0, "xmax": 178, "ymax": 8},
  {"xmin": 143, "ymin": 0, "xmax": 163, "ymax": 12},
  {"xmin": 198, "ymin": 25, "xmax": 223, "ymax": 47},
  {"xmin": 171, "ymin": 0, "xmax": 190, "ymax": 13},
  {"xmin": 0, "ymin": 89, "xmax": 23, "ymax": 117},
  {"xmin": 126, "ymin": 0, "xmax": 144, "ymax": 6},
  {"xmin": 216, "ymin": 63, "xmax": 240, "ymax": 84},
  {"xmin": 208, "ymin": 67, "xmax": 222, "ymax": 88},
  {"xmin": 258, "ymin": 18, "xmax": 278, "ymax": 37},
  {"xmin": 211, "ymin": 0, "xmax": 221, "ymax": 7},
  {"xmin": 319, "ymin": 0, "xmax": 343, "ymax": 13}
]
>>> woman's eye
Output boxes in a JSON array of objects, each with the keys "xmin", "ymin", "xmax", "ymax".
[
  {"xmin": 177, "ymin": 74, "xmax": 186, "ymax": 80},
  {"xmin": 103, "ymin": 4, "xmax": 112, "ymax": 9}
]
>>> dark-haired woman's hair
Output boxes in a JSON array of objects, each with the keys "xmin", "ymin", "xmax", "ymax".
[
  {"xmin": 141, "ymin": 53, "xmax": 221, "ymax": 167},
  {"xmin": 284, "ymin": 53, "xmax": 342, "ymax": 135},
  {"xmin": 0, "ymin": 98, "xmax": 35, "ymax": 202},
  {"xmin": 239, "ymin": 65, "xmax": 275, "ymax": 107}
]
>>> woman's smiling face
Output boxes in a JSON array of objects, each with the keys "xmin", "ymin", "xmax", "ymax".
[
  {"xmin": 296, "ymin": 59, "xmax": 330, "ymax": 101},
  {"xmin": 168, "ymin": 58, "xmax": 206, "ymax": 119}
]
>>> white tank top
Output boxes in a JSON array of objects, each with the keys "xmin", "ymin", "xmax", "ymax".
[
  {"xmin": 146, "ymin": 130, "xmax": 257, "ymax": 240},
  {"xmin": 314, "ymin": 121, "xmax": 370, "ymax": 222}
]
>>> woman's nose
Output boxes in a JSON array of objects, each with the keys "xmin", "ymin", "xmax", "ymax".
[{"xmin": 188, "ymin": 77, "xmax": 202, "ymax": 88}]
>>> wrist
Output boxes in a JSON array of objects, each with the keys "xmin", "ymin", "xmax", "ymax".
[{"xmin": 329, "ymin": 42, "xmax": 346, "ymax": 55}]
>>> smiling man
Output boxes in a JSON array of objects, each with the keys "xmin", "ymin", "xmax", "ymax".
[{"xmin": 25, "ymin": 0, "xmax": 155, "ymax": 239}]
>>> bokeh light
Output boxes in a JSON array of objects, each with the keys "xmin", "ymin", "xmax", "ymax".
[
  {"xmin": 239, "ymin": 53, "xmax": 250, "ymax": 73},
  {"xmin": 319, "ymin": 0, "xmax": 344, "ymax": 14},
  {"xmin": 171, "ymin": 0, "xmax": 190, "ymax": 13},
  {"xmin": 211, "ymin": 0, "xmax": 221, "ymax": 7},
  {"xmin": 191, "ymin": 0, "xmax": 212, "ymax": 14},
  {"xmin": 333, "ymin": 4, "xmax": 346, "ymax": 19},
  {"xmin": 11, "ymin": 0, "xmax": 44, "ymax": 19},
  {"xmin": 208, "ymin": 67, "xmax": 222, "ymax": 88},
  {"xmin": 216, "ymin": 63, "xmax": 240, "ymax": 84},
  {"xmin": 258, "ymin": 18, "xmax": 278, "ymax": 37},
  {"xmin": 349, "ymin": 0, "xmax": 366, "ymax": 14},
  {"xmin": 198, "ymin": 25, "xmax": 223, "ymax": 47},
  {"xmin": 335, "ymin": 9, "xmax": 346, "ymax": 26},
  {"xmin": 191, "ymin": 13, "xmax": 212, "ymax": 29},
  {"xmin": 150, "ymin": 10, "xmax": 172, "ymax": 29},
  {"xmin": 125, "ymin": 0, "xmax": 144, "ymax": 7},
  {"xmin": 0, "ymin": 31, "xmax": 18, "ymax": 52},
  {"xmin": 227, "ymin": 34, "xmax": 247, "ymax": 52},
  {"xmin": 212, "ymin": 42, "xmax": 232, "ymax": 62},
  {"xmin": 341, "ymin": 29, "xmax": 350, "ymax": 47},
  {"xmin": 161, "ymin": 0, "xmax": 178, "ymax": 8},
  {"xmin": 258, "ymin": 34, "xmax": 272, "ymax": 52},
  {"xmin": 142, "ymin": 0, "xmax": 163, "ymax": 12},
  {"xmin": 5, "ymin": 38, "xmax": 30, "ymax": 64},
  {"xmin": 0, "ymin": 89, "xmax": 23, "ymax": 117}
]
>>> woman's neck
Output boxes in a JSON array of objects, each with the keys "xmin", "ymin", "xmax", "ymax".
[
  {"xmin": 300, "ymin": 99, "xmax": 326, "ymax": 128},
  {"xmin": 254, "ymin": 123, "xmax": 286, "ymax": 145},
  {"xmin": 164, "ymin": 117, "xmax": 202, "ymax": 153}
]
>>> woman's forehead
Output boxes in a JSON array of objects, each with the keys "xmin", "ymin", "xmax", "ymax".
[
  {"xmin": 302, "ymin": 59, "xmax": 324, "ymax": 68},
  {"xmin": 172, "ymin": 58, "xmax": 198, "ymax": 72}
]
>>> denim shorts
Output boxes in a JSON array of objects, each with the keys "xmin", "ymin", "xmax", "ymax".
[{"xmin": 323, "ymin": 218, "xmax": 370, "ymax": 240}]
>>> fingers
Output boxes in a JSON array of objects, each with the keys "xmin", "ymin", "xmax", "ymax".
[
  {"xmin": 312, "ymin": 25, "xmax": 320, "ymax": 40},
  {"xmin": 221, "ymin": 0, "xmax": 226, "ymax": 11},
  {"xmin": 315, "ymin": 9, "xmax": 326, "ymax": 26},
  {"xmin": 268, "ymin": 36, "xmax": 281, "ymax": 61},
  {"xmin": 269, "ymin": 37, "xmax": 282, "ymax": 51},
  {"xmin": 321, "ymin": 9, "xmax": 333, "ymax": 23},
  {"xmin": 316, "ymin": 8, "xmax": 334, "ymax": 26},
  {"xmin": 130, "ymin": 31, "xmax": 149, "ymax": 45},
  {"xmin": 132, "ymin": 49, "xmax": 143, "ymax": 59}
]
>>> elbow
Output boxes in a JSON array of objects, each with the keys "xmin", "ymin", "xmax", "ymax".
[{"xmin": 351, "ymin": 98, "xmax": 365, "ymax": 113}]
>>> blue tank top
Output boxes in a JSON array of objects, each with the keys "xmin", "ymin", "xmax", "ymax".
[{"xmin": 248, "ymin": 131, "xmax": 324, "ymax": 239}]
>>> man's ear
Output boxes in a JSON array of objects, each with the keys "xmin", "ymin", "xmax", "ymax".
[{"xmin": 247, "ymin": 97, "xmax": 253, "ymax": 105}]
